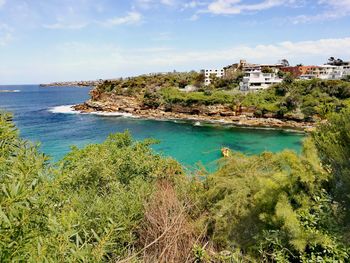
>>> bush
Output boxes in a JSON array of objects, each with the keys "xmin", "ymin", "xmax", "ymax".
[
  {"xmin": 312, "ymin": 108, "xmax": 350, "ymax": 205},
  {"xmin": 200, "ymin": 139, "xmax": 348, "ymax": 261},
  {"xmin": 2, "ymin": 109, "xmax": 350, "ymax": 262},
  {"xmin": 0, "ymin": 113, "xmax": 183, "ymax": 261}
]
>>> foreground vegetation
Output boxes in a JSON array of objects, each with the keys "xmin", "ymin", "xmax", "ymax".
[
  {"xmin": 1, "ymin": 108, "xmax": 350, "ymax": 262},
  {"xmin": 95, "ymin": 72, "xmax": 350, "ymax": 122}
]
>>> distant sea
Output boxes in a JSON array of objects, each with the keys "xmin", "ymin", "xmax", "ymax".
[{"xmin": 0, "ymin": 85, "xmax": 304, "ymax": 171}]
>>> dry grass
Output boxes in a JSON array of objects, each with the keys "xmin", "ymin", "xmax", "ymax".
[{"xmin": 138, "ymin": 179, "xmax": 197, "ymax": 263}]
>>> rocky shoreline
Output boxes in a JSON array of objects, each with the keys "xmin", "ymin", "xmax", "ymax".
[
  {"xmin": 40, "ymin": 80, "xmax": 101, "ymax": 87},
  {"xmin": 73, "ymin": 95, "xmax": 316, "ymax": 132}
]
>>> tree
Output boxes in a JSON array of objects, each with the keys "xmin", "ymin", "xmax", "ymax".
[
  {"xmin": 280, "ymin": 59, "xmax": 290, "ymax": 67},
  {"xmin": 261, "ymin": 67, "xmax": 274, "ymax": 73},
  {"xmin": 328, "ymin": 57, "xmax": 336, "ymax": 64},
  {"xmin": 201, "ymin": 140, "xmax": 348, "ymax": 262},
  {"xmin": 312, "ymin": 108, "xmax": 350, "ymax": 206},
  {"xmin": 342, "ymin": 74, "xmax": 350, "ymax": 82},
  {"xmin": 283, "ymin": 73, "xmax": 294, "ymax": 85},
  {"xmin": 328, "ymin": 57, "xmax": 345, "ymax": 66}
]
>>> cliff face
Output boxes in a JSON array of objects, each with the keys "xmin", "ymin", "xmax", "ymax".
[{"xmin": 74, "ymin": 92, "xmax": 315, "ymax": 131}]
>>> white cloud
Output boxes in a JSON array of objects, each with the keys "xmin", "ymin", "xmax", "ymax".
[
  {"xmin": 4, "ymin": 36, "xmax": 350, "ymax": 84},
  {"xmin": 135, "ymin": 0, "xmax": 177, "ymax": 9},
  {"xmin": 151, "ymin": 32, "xmax": 173, "ymax": 41},
  {"xmin": 43, "ymin": 22, "xmax": 88, "ymax": 30},
  {"xmin": 318, "ymin": 0, "xmax": 350, "ymax": 10},
  {"xmin": 205, "ymin": 0, "xmax": 299, "ymax": 15},
  {"xmin": 293, "ymin": 0, "xmax": 350, "ymax": 24},
  {"xmin": 160, "ymin": 0, "xmax": 176, "ymax": 5},
  {"xmin": 183, "ymin": 1, "xmax": 202, "ymax": 9},
  {"xmin": 0, "ymin": 0, "xmax": 5, "ymax": 8},
  {"xmin": 0, "ymin": 24, "xmax": 13, "ymax": 46},
  {"xmin": 101, "ymin": 12, "xmax": 142, "ymax": 26},
  {"xmin": 134, "ymin": 37, "xmax": 350, "ymax": 68},
  {"xmin": 43, "ymin": 12, "xmax": 143, "ymax": 29}
]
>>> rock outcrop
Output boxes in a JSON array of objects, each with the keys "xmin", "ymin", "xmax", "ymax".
[
  {"xmin": 40, "ymin": 80, "xmax": 103, "ymax": 87},
  {"xmin": 74, "ymin": 95, "xmax": 315, "ymax": 131}
]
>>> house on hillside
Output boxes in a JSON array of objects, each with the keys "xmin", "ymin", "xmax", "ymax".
[
  {"xmin": 297, "ymin": 59, "xmax": 350, "ymax": 80},
  {"xmin": 301, "ymin": 65, "xmax": 346, "ymax": 80},
  {"xmin": 205, "ymin": 59, "xmax": 289, "ymax": 86},
  {"xmin": 239, "ymin": 71, "xmax": 283, "ymax": 91},
  {"xmin": 204, "ymin": 68, "xmax": 224, "ymax": 85},
  {"xmin": 260, "ymin": 63, "xmax": 284, "ymax": 73},
  {"xmin": 280, "ymin": 66, "xmax": 316, "ymax": 78}
]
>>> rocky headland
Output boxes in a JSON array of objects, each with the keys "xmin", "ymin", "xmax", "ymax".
[
  {"xmin": 74, "ymin": 92, "xmax": 316, "ymax": 131},
  {"xmin": 40, "ymin": 80, "xmax": 102, "ymax": 87}
]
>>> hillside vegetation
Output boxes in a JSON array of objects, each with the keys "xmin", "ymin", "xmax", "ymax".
[
  {"xmin": 1, "ymin": 108, "xmax": 350, "ymax": 262},
  {"xmin": 94, "ymin": 72, "xmax": 350, "ymax": 121}
]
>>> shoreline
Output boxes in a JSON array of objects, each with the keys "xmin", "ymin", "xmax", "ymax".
[
  {"xmin": 40, "ymin": 84, "xmax": 94, "ymax": 88},
  {"xmin": 71, "ymin": 102, "xmax": 314, "ymax": 133}
]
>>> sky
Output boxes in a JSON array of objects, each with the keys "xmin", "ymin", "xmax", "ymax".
[{"xmin": 0, "ymin": 0, "xmax": 350, "ymax": 84}]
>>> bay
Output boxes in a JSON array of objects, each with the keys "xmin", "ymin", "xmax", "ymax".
[{"xmin": 0, "ymin": 85, "xmax": 304, "ymax": 170}]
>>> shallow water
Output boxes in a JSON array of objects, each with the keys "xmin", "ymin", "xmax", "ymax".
[{"xmin": 0, "ymin": 85, "xmax": 304, "ymax": 170}]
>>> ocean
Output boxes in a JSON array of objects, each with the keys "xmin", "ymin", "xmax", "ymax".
[{"xmin": 0, "ymin": 85, "xmax": 304, "ymax": 171}]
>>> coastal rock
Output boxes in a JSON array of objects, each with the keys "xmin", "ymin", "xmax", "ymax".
[
  {"xmin": 220, "ymin": 111, "xmax": 236, "ymax": 117},
  {"xmin": 284, "ymin": 112, "xmax": 305, "ymax": 121},
  {"xmin": 74, "ymin": 94, "xmax": 315, "ymax": 131},
  {"xmin": 40, "ymin": 80, "xmax": 102, "ymax": 87}
]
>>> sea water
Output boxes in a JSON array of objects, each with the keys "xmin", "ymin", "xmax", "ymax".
[{"xmin": 0, "ymin": 85, "xmax": 304, "ymax": 170}]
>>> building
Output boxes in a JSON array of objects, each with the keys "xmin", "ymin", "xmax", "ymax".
[
  {"xmin": 227, "ymin": 59, "xmax": 285, "ymax": 74},
  {"xmin": 260, "ymin": 63, "xmax": 284, "ymax": 73},
  {"xmin": 223, "ymin": 63, "xmax": 240, "ymax": 78},
  {"xmin": 342, "ymin": 64, "xmax": 350, "ymax": 78},
  {"xmin": 240, "ymin": 60, "xmax": 261, "ymax": 72},
  {"xmin": 280, "ymin": 66, "xmax": 303, "ymax": 77},
  {"xmin": 280, "ymin": 66, "xmax": 316, "ymax": 78},
  {"xmin": 204, "ymin": 68, "xmax": 224, "ymax": 85},
  {"xmin": 239, "ymin": 70, "xmax": 283, "ymax": 91},
  {"xmin": 317, "ymin": 65, "xmax": 343, "ymax": 80},
  {"xmin": 205, "ymin": 58, "xmax": 350, "ymax": 88},
  {"xmin": 223, "ymin": 60, "xmax": 262, "ymax": 75},
  {"xmin": 297, "ymin": 59, "xmax": 350, "ymax": 80},
  {"xmin": 301, "ymin": 65, "xmax": 348, "ymax": 80}
]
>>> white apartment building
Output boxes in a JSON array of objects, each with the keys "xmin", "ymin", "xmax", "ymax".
[
  {"xmin": 204, "ymin": 68, "xmax": 224, "ymax": 85},
  {"xmin": 317, "ymin": 65, "xmax": 342, "ymax": 80},
  {"xmin": 303, "ymin": 64, "xmax": 350, "ymax": 80},
  {"xmin": 240, "ymin": 71, "xmax": 283, "ymax": 91},
  {"xmin": 340, "ymin": 64, "xmax": 350, "ymax": 78}
]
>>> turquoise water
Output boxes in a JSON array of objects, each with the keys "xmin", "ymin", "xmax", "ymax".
[{"xmin": 0, "ymin": 85, "xmax": 304, "ymax": 170}]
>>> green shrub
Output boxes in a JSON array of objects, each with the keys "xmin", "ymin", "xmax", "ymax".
[
  {"xmin": 0, "ymin": 113, "xmax": 182, "ymax": 262},
  {"xmin": 2, "ymin": 108, "xmax": 350, "ymax": 262},
  {"xmin": 200, "ymin": 139, "xmax": 348, "ymax": 261}
]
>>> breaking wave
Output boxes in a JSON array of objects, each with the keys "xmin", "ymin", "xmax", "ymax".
[{"xmin": 48, "ymin": 105, "xmax": 135, "ymax": 117}]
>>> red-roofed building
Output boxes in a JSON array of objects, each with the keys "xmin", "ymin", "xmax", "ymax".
[{"xmin": 280, "ymin": 66, "xmax": 318, "ymax": 78}]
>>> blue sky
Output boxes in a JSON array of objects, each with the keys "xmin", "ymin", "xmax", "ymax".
[{"xmin": 0, "ymin": 0, "xmax": 350, "ymax": 84}]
